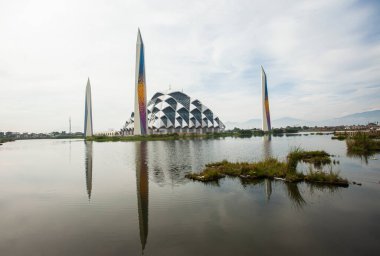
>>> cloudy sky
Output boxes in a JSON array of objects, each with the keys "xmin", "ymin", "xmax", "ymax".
[{"xmin": 0, "ymin": 0, "xmax": 379, "ymax": 132}]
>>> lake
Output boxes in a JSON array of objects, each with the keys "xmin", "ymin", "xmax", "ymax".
[{"xmin": 0, "ymin": 135, "xmax": 379, "ymax": 255}]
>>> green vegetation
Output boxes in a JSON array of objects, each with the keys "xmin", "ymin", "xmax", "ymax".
[
  {"xmin": 231, "ymin": 128, "xmax": 264, "ymax": 137},
  {"xmin": 0, "ymin": 138, "xmax": 15, "ymax": 145},
  {"xmin": 87, "ymin": 129, "xmax": 273, "ymax": 142},
  {"xmin": 304, "ymin": 168, "xmax": 345, "ymax": 185},
  {"xmin": 237, "ymin": 129, "xmax": 253, "ymax": 137},
  {"xmin": 332, "ymin": 135, "xmax": 346, "ymax": 140},
  {"xmin": 186, "ymin": 149, "xmax": 348, "ymax": 187},
  {"xmin": 186, "ymin": 158, "xmax": 288, "ymax": 182},
  {"xmin": 287, "ymin": 148, "xmax": 331, "ymax": 170},
  {"xmin": 87, "ymin": 132, "xmax": 236, "ymax": 142},
  {"xmin": 268, "ymin": 127, "xmax": 309, "ymax": 137},
  {"xmin": 272, "ymin": 127, "xmax": 300, "ymax": 135},
  {"xmin": 88, "ymin": 134, "xmax": 190, "ymax": 142},
  {"xmin": 346, "ymin": 133, "xmax": 380, "ymax": 155},
  {"xmin": 88, "ymin": 127, "xmax": 303, "ymax": 142}
]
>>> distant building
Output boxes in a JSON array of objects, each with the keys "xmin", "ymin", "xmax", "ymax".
[
  {"xmin": 84, "ymin": 78, "xmax": 93, "ymax": 137},
  {"xmin": 122, "ymin": 91, "xmax": 225, "ymax": 135}
]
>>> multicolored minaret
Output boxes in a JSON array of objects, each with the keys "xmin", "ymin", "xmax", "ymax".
[
  {"xmin": 261, "ymin": 66, "xmax": 271, "ymax": 132},
  {"xmin": 134, "ymin": 29, "xmax": 148, "ymax": 135},
  {"xmin": 84, "ymin": 78, "xmax": 93, "ymax": 137}
]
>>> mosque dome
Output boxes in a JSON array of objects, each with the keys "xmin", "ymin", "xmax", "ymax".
[{"xmin": 123, "ymin": 91, "xmax": 225, "ymax": 133}]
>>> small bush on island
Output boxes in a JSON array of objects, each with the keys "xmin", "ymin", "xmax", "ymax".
[{"xmin": 185, "ymin": 149, "xmax": 348, "ymax": 187}]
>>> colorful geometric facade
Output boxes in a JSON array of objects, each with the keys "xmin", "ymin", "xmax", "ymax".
[
  {"xmin": 134, "ymin": 29, "xmax": 148, "ymax": 135},
  {"xmin": 261, "ymin": 66, "xmax": 271, "ymax": 132},
  {"xmin": 123, "ymin": 91, "xmax": 225, "ymax": 135},
  {"xmin": 84, "ymin": 78, "xmax": 93, "ymax": 137}
]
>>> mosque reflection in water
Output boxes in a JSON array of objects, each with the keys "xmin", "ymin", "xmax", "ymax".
[
  {"xmin": 262, "ymin": 135, "xmax": 307, "ymax": 207},
  {"xmin": 83, "ymin": 138, "xmax": 342, "ymax": 252},
  {"xmin": 135, "ymin": 141, "xmax": 149, "ymax": 252},
  {"xmin": 84, "ymin": 140, "xmax": 150, "ymax": 253},
  {"xmin": 263, "ymin": 135, "xmax": 272, "ymax": 201},
  {"xmin": 84, "ymin": 141, "xmax": 93, "ymax": 200}
]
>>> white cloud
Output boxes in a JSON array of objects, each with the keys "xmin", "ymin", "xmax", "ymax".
[{"xmin": 0, "ymin": 0, "xmax": 379, "ymax": 132}]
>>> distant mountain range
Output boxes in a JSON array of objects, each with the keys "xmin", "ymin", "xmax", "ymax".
[{"xmin": 224, "ymin": 110, "xmax": 380, "ymax": 129}]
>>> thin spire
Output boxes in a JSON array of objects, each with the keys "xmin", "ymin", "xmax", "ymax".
[
  {"xmin": 137, "ymin": 28, "xmax": 143, "ymax": 44},
  {"xmin": 84, "ymin": 78, "xmax": 93, "ymax": 137},
  {"xmin": 86, "ymin": 77, "xmax": 91, "ymax": 89}
]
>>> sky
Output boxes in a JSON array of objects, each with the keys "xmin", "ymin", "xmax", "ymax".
[{"xmin": 0, "ymin": 0, "xmax": 379, "ymax": 133}]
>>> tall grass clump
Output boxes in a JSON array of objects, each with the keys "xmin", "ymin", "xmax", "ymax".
[
  {"xmin": 346, "ymin": 133, "xmax": 380, "ymax": 155},
  {"xmin": 287, "ymin": 147, "xmax": 331, "ymax": 171},
  {"xmin": 186, "ymin": 148, "xmax": 348, "ymax": 187}
]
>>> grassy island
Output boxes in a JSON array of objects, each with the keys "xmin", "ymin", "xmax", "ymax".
[
  {"xmin": 185, "ymin": 149, "xmax": 348, "ymax": 187},
  {"xmin": 346, "ymin": 133, "xmax": 380, "ymax": 155}
]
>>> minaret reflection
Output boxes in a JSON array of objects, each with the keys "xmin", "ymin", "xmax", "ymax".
[
  {"xmin": 263, "ymin": 135, "xmax": 272, "ymax": 201},
  {"xmin": 135, "ymin": 141, "xmax": 149, "ymax": 252},
  {"xmin": 265, "ymin": 179, "xmax": 272, "ymax": 201},
  {"xmin": 84, "ymin": 141, "xmax": 93, "ymax": 200},
  {"xmin": 263, "ymin": 135, "xmax": 272, "ymax": 159}
]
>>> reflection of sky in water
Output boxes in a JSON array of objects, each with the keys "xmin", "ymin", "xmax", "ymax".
[{"xmin": 0, "ymin": 135, "xmax": 379, "ymax": 255}]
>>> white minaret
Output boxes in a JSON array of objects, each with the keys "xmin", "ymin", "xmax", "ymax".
[
  {"xmin": 261, "ymin": 66, "xmax": 271, "ymax": 132},
  {"xmin": 134, "ymin": 29, "xmax": 148, "ymax": 135},
  {"xmin": 84, "ymin": 78, "xmax": 93, "ymax": 137}
]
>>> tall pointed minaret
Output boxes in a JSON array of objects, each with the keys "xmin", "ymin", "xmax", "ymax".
[
  {"xmin": 134, "ymin": 29, "xmax": 148, "ymax": 135},
  {"xmin": 261, "ymin": 66, "xmax": 271, "ymax": 132},
  {"xmin": 84, "ymin": 78, "xmax": 93, "ymax": 137}
]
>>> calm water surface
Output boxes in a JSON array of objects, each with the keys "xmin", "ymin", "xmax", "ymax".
[{"xmin": 0, "ymin": 135, "xmax": 379, "ymax": 255}]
